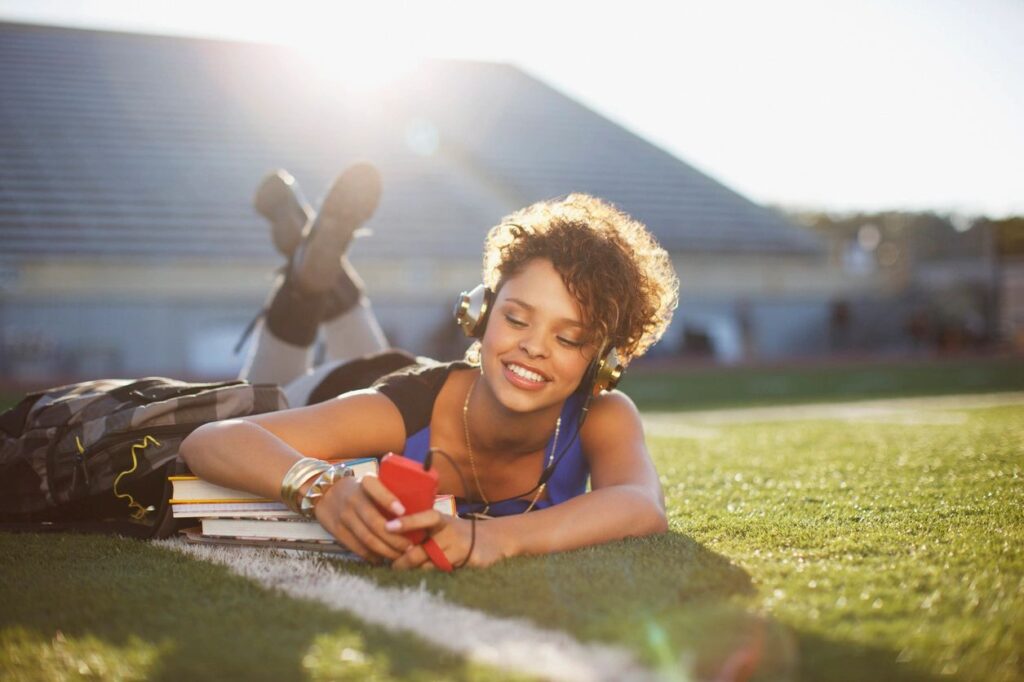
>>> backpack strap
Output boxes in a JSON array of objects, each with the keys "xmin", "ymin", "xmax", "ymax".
[{"xmin": 107, "ymin": 378, "xmax": 247, "ymax": 405}]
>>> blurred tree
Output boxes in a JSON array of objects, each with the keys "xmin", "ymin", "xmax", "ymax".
[
  {"xmin": 785, "ymin": 209, "xmax": 1020, "ymax": 351},
  {"xmin": 982, "ymin": 216, "xmax": 1024, "ymax": 256},
  {"xmin": 788, "ymin": 209, "xmax": 994, "ymax": 262}
]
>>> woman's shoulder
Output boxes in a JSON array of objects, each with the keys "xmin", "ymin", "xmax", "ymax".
[
  {"xmin": 372, "ymin": 358, "xmax": 475, "ymax": 437},
  {"xmin": 372, "ymin": 357, "xmax": 474, "ymax": 393},
  {"xmin": 579, "ymin": 390, "xmax": 643, "ymax": 450},
  {"xmin": 586, "ymin": 389, "xmax": 640, "ymax": 420}
]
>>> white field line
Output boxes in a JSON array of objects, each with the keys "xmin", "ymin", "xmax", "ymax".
[
  {"xmin": 158, "ymin": 538, "xmax": 660, "ymax": 682},
  {"xmin": 643, "ymin": 391, "xmax": 1024, "ymax": 437}
]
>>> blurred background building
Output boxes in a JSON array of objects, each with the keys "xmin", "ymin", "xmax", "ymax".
[{"xmin": 0, "ymin": 21, "xmax": 1015, "ymax": 383}]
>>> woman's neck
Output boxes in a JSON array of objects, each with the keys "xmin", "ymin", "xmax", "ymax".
[{"xmin": 464, "ymin": 369, "xmax": 561, "ymax": 458}]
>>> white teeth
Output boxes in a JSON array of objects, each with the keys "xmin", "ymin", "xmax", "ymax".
[{"xmin": 507, "ymin": 363, "xmax": 545, "ymax": 383}]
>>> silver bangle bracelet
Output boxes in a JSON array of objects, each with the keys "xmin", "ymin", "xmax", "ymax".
[
  {"xmin": 298, "ymin": 462, "xmax": 355, "ymax": 519},
  {"xmin": 280, "ymin": 458, "xmax": 331, "ymax": 514}
]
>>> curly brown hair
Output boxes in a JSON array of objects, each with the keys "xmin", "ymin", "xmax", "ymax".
[{"xmin": 478, "ymin": 193, "xmax": 679, "ymax": 364}]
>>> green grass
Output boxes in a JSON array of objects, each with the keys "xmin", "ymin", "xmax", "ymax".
[
  {"xmin": 348, "ymin": 402, "xmax": 1023, "ymax": 681},
  {"xmin": 3, "ymin": 398, "xmax": 1021, "ymax": 680},
  {"xmin": 0, "ymin": 535, "xmax": 523, "ymax": 681},
  {"xmin": 621, "ymin": 356, "xmax": 1024, "ymax": 411}
]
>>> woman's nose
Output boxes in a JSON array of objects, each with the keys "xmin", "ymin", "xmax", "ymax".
[{"xmin": 519, "ymin": 332, "xmax": 549, "ymax": 358}]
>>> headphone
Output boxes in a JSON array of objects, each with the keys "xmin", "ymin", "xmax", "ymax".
[{"xmin": 453, "ymin": 283, "xmax": 624, "ymax": 397}]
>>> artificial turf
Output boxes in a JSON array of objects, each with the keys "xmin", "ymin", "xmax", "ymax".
[
  {"xmin": 0, "ymin": 534, "xmax": 523, "ymax": 681},
  {"xmin": 2, "ymin": 396, "xmax": 1019, "ymax": 680},
  {"xmin": 350, "ymin": 400, "xmax": 1023, "ymax": 681}
]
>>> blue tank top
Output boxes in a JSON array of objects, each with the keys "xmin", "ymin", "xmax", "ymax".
[{"xmin": 374, "ymin": 361, "xmax": 590, "ymax": 517}]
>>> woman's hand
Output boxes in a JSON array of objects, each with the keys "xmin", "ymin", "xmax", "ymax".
[
  {"xmin": 314, "ymin": 475, "xmax": 413, "ymax": 564},
  {"xmin": 389, "ymin": 512, "xmax": 507, "ymax": 570}
]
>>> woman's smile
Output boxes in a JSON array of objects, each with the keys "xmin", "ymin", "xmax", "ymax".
[{"xmin": 501, "ymin": 360, "xmax": 551, "ymax": 390}]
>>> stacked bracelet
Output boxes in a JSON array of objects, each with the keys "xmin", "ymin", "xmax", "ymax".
[
  {"xmin": 280, "ymin": 458, "xmax": 331, "ymax": 514},
  {"xmin": 298, "ymin": 462, "xmax": 354, "ymax": 519}
]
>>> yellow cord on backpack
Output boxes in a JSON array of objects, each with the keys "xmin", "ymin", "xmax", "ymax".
[{"xmin": 114, "ymin": 435, "xmax": 161, "ymax": 520}]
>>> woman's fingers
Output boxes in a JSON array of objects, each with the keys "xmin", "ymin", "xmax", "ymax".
[
  {"xmin": 392, "ymin": 544, "xmax": 431, "ymax": 571},
  {"xmin": 327, "ymin": 521, "xmax": 383, "ymax": 564},
  {"xmin": 360, "ymin": 475, "xmax": 407, "ymax": 518},
  {"xmin": 388, "ymin": 511, "xmax": 452, "ymax": 571},
  {"xmin": 315, "ymin": 477, "xmax": 410, "ymax": 564},
  {"xmin": 352, "ymin": 501, "xmax": 411, "ymax": 557},
  {"xmin": 385, "ymin": 509, "xmax": 443, "ymax": 534},
  {"xmin": 341, "ymin": 502, "xmax": 406, "ymax": 560}
]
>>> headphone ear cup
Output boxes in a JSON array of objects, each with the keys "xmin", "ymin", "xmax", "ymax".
[
  {"xmin": 454, "ymin": 284, "xmax": 494, "ymax": 338},
  {"xmin": 589, "ymin": 348, "xmax": 624, "ymax": 395}
]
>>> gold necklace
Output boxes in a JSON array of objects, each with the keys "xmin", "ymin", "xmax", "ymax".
[{"xmin": 462, "ymin": 373, "xmax": 560, "ymax": 515}]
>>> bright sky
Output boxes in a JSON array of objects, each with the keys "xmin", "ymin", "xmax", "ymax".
[{"xmin": 2, "ymin": 0, "xmax": 1022, "ymax": 216}]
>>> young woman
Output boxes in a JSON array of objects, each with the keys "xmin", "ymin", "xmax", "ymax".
[{"xmin": 180, "ymin": 163, "xmax": 680, "ymax": 570}]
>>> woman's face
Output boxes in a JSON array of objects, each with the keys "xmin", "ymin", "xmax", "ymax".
[{"xmin": 479, "ymin": 258, "xmax": 597, "ymax": 414}]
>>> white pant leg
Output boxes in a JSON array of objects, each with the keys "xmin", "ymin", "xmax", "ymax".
[
  {"xmin": 322, "ymin": 298, "xmax": 388, "ymax": 364},
  {"xmin": 279, "ymin": 358, "xmax": 358, "ymax": 407},
  {"xmin": 238, "ymin": 320, "xmax": 314, "ymax": 386}
]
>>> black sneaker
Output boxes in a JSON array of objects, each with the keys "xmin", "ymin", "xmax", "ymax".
[
  {"xmin": 253, "ymin": 169, "xmax": 313, "ymax": 258},
  {"xmin": 290, "ymin": 162, "xmax": 381, "ymax": 295}
]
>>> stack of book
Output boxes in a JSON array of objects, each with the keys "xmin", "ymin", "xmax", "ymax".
[{"xmin": 170, "ymin": 457, "xmax": 455, "ymax": 553}]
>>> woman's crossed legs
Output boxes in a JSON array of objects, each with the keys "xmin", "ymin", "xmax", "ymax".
[{"xmin": 239, "ymin": 165, "xmax": 390, "ymax": 406}]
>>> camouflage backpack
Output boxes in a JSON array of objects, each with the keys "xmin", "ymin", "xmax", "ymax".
[{"xmin": 0, "ymin": 377, "xmax": 286, "ymax": 538}]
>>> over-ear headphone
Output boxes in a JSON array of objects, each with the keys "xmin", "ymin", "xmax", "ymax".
[
  {"xmin": 454, "ymin": 284, "xmax": 624, "ymax": 395},
  {"xmin": 453, "ymin": 284, "xmax": 493, "ymax": 339}
]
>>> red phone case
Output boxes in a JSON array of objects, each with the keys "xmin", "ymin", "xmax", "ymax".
[{"xmin": 378, "ymin": 453, "xmax": 438, "ymax": 544}]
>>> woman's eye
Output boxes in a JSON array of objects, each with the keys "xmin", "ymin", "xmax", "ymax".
[
  {"xmin": 558, "ymin": 337, "xmax": 583, "ymax": 348},
  {"xmin": 504, "ymin": 315, "xmax": 526, "ymax": 328}
]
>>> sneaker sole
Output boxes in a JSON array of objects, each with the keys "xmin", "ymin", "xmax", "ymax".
[{"xmin": 292, "ymin": 162, "xmax": 382, "ymax": 294}]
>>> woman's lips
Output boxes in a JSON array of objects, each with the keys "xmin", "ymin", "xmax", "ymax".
[{"xmin": 501, "ymin": 362, "xmax": 549, "ymax": 391}]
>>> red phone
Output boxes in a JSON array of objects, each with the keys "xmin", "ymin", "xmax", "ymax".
[{"xmin": 378, "ymin": 453, "xmax": 438, "ymax": 544}]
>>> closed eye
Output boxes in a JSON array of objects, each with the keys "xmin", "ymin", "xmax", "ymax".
[{"xmin": 505, "ymin": 313, "xmax": 583, "ymax": 348}]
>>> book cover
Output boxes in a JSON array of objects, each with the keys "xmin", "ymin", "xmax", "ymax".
[
  {"xmin": 182, "ymin": 528, "xmax": 357, "ymax": 556},
  {"xmin": 172, "ymin": 502, "xmax": 295, "ymax": 518},
  {"xmin": 201, "ymin": 517, "xmax": 336, "ymax": 541}
]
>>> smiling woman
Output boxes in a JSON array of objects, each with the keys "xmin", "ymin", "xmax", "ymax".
[{"xmin": 179, "ymin": 175, "xmax": 680, "ymax": 570}]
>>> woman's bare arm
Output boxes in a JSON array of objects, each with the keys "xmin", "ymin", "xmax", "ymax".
[{"xmin": 178, "ymin": 389, "xmax": 406, "ymax": 498}]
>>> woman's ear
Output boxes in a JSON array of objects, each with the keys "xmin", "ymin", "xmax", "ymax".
[{"xmin": 464, "ymin": 340, "xmax": 482, "ymax": 365}]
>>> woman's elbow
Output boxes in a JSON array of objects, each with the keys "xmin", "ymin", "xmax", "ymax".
[
  {"xmin": 639, "ymin": 487, "xmax": 669, "ymax": 535},
  {"xmin": 179, "ymin": 421, "xmax": 225, "ymax": 472},
  {"xmin": 619, "ymin": 486, "xmax": 668, "ymax": 536},
  {"xmin": 628, "ymin": 494, "xmax": 668, "ymax": 537},
  {"xmin": 646, "ymin": 506, "xmax": 669, "ymax": 535}
]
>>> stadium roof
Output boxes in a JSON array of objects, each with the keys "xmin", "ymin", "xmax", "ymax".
[{"xmin": 0, "ymin": 21, "xmax": 823, "ymax": 263}]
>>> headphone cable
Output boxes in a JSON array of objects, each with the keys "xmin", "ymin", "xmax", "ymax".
[
  {"xmin": 423, "ymin": 447, "xmax": 475, "ymax": 569},
  {"xmin": 455, "ymin": 390, "xmax": 592, "ymax": 511}
]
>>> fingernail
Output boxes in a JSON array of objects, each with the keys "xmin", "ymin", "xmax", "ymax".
[
  {"xmin": 390, "ymin": 501, "xmax": 406, "ymax": 516},
  {"xmin": 385, "ymin": 519, "xmax": 401, "ymax": 532}
]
